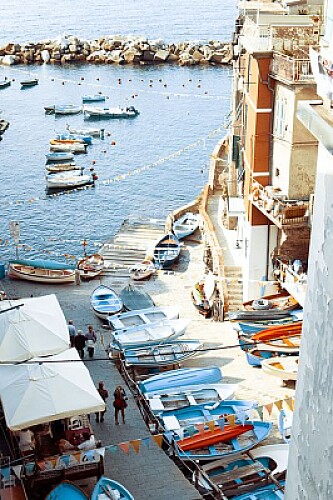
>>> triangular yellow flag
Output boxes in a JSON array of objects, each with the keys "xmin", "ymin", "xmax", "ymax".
[
  {"xmin": 290, "ymin": 398, "xmax": 295, "ymax": 411},
  {"xmin": 152, "ymin": 434, "xmax": 163, "ymax": 448},
  {"xmin": 130, "ymin": 439, "xmax": 141, "ymax": 454},
  {"xmin": 275, "ymin": 400, "xmax": 283, "ymax": 411},
  {"xmin": 265, "ymin": 403, "xmax": 273, "ymax": 416},
  {"xmin": 226, "ymin": 414, "xmax": 236, "ymax": 426},
  {"xmin": 207, "ymin": 420, "xmax": 215, "ymax": 431}
]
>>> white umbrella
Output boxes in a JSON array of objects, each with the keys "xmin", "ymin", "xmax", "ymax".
[
  {"xmin": 0, "ymin": 348, "xmax": 105, "ymax": 431},
  {"xmin": 0, "ymin": 294, "xmax": 70, "ymax": 362}
]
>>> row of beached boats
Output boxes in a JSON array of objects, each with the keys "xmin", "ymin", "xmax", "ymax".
[{"xmin": 46, "ymin": 476, "xmax": 134, "ymax": 499}]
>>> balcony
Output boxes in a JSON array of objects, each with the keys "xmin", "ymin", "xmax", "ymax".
[
  {"xmin": 270, "ymin": 51, "xmax": 314, "ymax": 84},
  {"xmin": 250, "ymin": 183, "xmax": 310, "ymax": 228}
]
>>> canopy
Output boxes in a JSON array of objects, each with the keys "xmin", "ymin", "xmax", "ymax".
[
  {"xmin": 0, "ymin": 294, "xmax": 70, "ymax": 362},
  {"xmin": 0, "ymin": 349, "xmax": 105, "ymax": 431}
]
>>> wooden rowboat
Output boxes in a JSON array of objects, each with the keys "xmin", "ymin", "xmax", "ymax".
[
  {"xmin": 46, "ymin": 481, "xmax": 88, "ymax": 499},
  {"xmin": 129, "ymin": 259, "xmax": 156, "ymax": 281},
  {"xmin": 120, "ymin": 283, "xmax": 155, "ymax": 310},
  {"xmin": 91, "ymin": 476, "xmax": 134, "ymax": 500},
  {"xmin": 173, "ymin": 212, "xmax": 199, "ymax": 240},
  {"xmin": 178, "ymin": 424, "xmax": 254, "ymax": 451},
  {"xmin": 251, "ymin": 323, "xmax": 302, "ymax": 342},
  {"xmin": 8, "ymin": 259, "xmax": 76, "ymax": 284},
  {"xmin": 243, "ymin": 292, "xmax": 299, "ymax": 312},
  {"xmin": 90, "ymin": 285, "xmax": 123, "ymax": 319},
  {"xmin": 108, "ymin": 305, "xmax": 179, "ymax": 330},
  {"xmin": 123, "ymin": 339, "xmax": 203, "ymax": 366},
  {"xmin": 153, "ymin": 233, "xmax": 180, "ymax": 268},
  {"xmin": 191, "ymin": 274, "xmax": 215, "ymax": 317},
  {"xmin": 261, "ymin": 356, "xmax": 299, "ymax": 381},
  {"xmin": 77, "ymin": 253, "xmax": 104, "ymax": 280}
]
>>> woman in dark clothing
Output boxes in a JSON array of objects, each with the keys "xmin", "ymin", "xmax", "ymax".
[
  {"xmin": 113, "ymin": 385, "xmax": 127, "ymax": 425},
  {"xmin": 74, "ymin": 330, "xmax": 86, "ymax": 359}
]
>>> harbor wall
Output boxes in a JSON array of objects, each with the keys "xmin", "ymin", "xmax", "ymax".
[{"xmin": 0, "ymin": 34, "xmax": 233, "ymax": 67}]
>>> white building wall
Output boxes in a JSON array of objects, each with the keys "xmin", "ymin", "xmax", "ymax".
[{"xmin": 285, "ymin": 143, "xmax": 333, "ymax": 499}]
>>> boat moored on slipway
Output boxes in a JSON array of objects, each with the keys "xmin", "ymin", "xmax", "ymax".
[
  {"xmin": 91, "ymin": 476, "xmax": 134, "ymax": 500},
  {"xmin": 46, "ymin": 481, "xmax": 88, "ymax": 499},
  {"xmin": 108, "ymin": 305, "xmax": 179, "ymax": 330},
  {"xmin": 153, "ymin": 233, "xmax": 181, "ymax": 268},
  {"xmin": 8, "ymin": 258, "xmax": 76, "ymax": 284},
  {"xmin": 173, "ymin": 212, "xmax": 199, "ymax": 239},
  {"xmin": 90, "ymin": 284, "xmax": 123, "ymax": 319},
  {"xmin": 77, "ymin": 253, "xmax": 105, "ymax": 279},
  {"xmin": 122, "ymin": 339, "xmax": 203, "ymax": 367}
]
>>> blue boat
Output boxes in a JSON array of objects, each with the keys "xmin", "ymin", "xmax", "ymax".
[
  {"xmin": 237, "ymin": 313, "xmax": 303, "ymax": 335},
  {"xmin": 173, "ymin": 420, "xmax": 272, "ymax": 461},
  {"xmin": 90, "ymin": 284, "xmax": 123, "ymax": 319},
  {"xmin": 0, "ymin": 79, "xmax": 11, "ymax": 89},
  {"xmin": 153, "ymin": 233, "xmax": 181, "ymax": 268},
  {"xmin": 233, "ymin": 482, "xmax": 285, "ymax": 499},
  {"xmin": 46, "ymin": 152, "xmax": 75, "ymax": 162},
  {"xmin": 82, "ymin": 94, "xmax": 107, "ymax": 103},
  {"xmin": 139, "ymin": 366, "xmax": 223, "ymax": 394},
  {"xmin": 245, "ymin": 348, "xmax": 276, "ymax": 367},
  {"xmin": 91, "ymin": 476, "xmax": 134, "ymax": 500},
  {"xmin": 46, "ymin": 481, "xmax": 88, "ymax": 499},
  {"xmin": 56, "ymin": 132, "xmax": 93, "ymax": 145},
  {"xmin": 120, "ymin": 283, "xmax": 155, "ymax": 311},
  {"xmin": 159, "ymin": 400, "xmax": 257, "ymax": 432}
]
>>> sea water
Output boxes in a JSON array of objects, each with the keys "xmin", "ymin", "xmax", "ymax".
[{"xmin": 0, "ymin": 0, "xmax": 237, "ymax": 261}]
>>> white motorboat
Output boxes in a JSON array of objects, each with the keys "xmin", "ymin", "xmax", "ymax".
[
  {"xmin": 173, "ymin": 212, "xmax": 200, "ymax": 240},
  {"xmin": 46, "ymin": 170, "xmax": 95, "ymax": 191},
  {"xmin": 84, "ymin": 105, "xmax": 139, "ymax": 118},
  {"xmin": 54, "ymin": 104, "xmax": 83, "ymax": 115},
  {"xmin": 110, "ymin": 319, "xmax": 189, "ymax": 350},
  {"xmin": 46, "ymin": 152, "xmax": 75, "ymax": 162},
  {"xmin": 108, "ymin": 306, "xmax": 179, "ymax": 330},
  {"xmin": 50, "ymin": 142, "xmax": 88, "ymax": 154},
  {"xmin": 66, "ymin": 125, "xmax": 102, "ymax": 137}
]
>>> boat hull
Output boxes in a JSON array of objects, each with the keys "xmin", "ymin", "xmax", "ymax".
[
  {"xmin": 123, "ymin": 340, "xmax": 203, "ymax": 366},
  {"xmin": 78, "ymin": 254, "xmax": 104, "ymax": 279},
  {"xmin": 261, "ymin": 356, "xmax": 299, "ymax": 381},
  {"xmin": 91, "ymin": 477, "xmax": 134, "ymax": 500},
  {"xmin": 108, "ymin": 305, "xmax": 179, "ymax": 330},
  {"xmin": 120, "ymin": 283, "xmax": 155, "ymax": 310},
  {"xmin": 173, "ymin": 212, "xmax": 199, "ymax": 239},
  {"xmin": 8, "ymin": 260, "xmax": 75, "ymax": 284},
  {"xmin": 179, "ymin": 424, "xmax": 254, "ymax": 451},
  {"xmin": 46, "ymin": 481, "xmax": 88, "ymax": 499},
  {"xmin": 90, "ymin": 285, "xmax": 123, "ymax": 318},
  {"xmin": 153, "ymin": 233, "xmax": 181, "ymax": 268}
]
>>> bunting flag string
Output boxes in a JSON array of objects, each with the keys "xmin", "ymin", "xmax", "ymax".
[{"xmin": 254, "ymin": 396, "xmax": 295, "ymax": 421}]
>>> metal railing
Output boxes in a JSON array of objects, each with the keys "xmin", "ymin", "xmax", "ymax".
[{"xmin": 270, "ymin": 52, "xmax": 314, "ymax": 83}]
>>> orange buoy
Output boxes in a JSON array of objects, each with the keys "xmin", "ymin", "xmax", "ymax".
[
  {"xmin": 111, "ymin": 141, "xmax": 116, "ymax": 145},
  {"xmin": 81, "ymin": 77, "xmax": 84, "ymax": 80}
]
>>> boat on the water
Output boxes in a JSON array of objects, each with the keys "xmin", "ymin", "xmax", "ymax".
[
  {"xmin": 90, "ymin": 284, "xmax": 123, "ymax": 319},
  {"xmin": 45, "ymin": 170, "xmax": 95, "ymax": 192},
  {"xmin": 20, "ymin": 78, "xmax": 39, "ymax": 87},
  {"xmin": 91, "ymin": 476, "xmax": 134, "ymax": 500},
  {"xmin": 50, "ymin": 141, "xmax": 88, "ymax": 154},
  {"xmin": 173, "ymin": 420, "xmax": 272, "ymax": 461},
  {"xmin": 46, "ymin": 162, "xmax": 81, "ymax": 173},
  {"xmin": 45, "ymin": 152, "xmax": 75, "ymax": 162},
  {"xmin": 159, "ymin": 400, "xmax": 257, "ymax": 432},
  {"xmin": 153, "ymin": 233, "xmax": 181, "ymax": 268},
  {"xmin": 46, "ymin": 481, "xmax": 88, "ymax": 499},
  {"xmin": 123, "ymin": 339, "xmax": 203, "ymax": 366},
  {"xmin": 84, "ymin": 105, "xmax": 139, "ymax": 118},
  {"xmin": 82, "ymin": 94, "xmax": 107, "ymax": 103},
  {"xmin": 243, "ymin": 292, "xmax": 299, "ymax": 312},
  {"xmin": 145, "ymin": 382, "xmax": 238, "ymax": 413},
  {"xmin": 110, "ymin": 318, "xmax": 189, "ymax": 350},
  {"xmin": 108, "ymin": 305, "xmax": 179, "ymax": 330},
  {"xmin": 77, "ymin": 253, "xmax": 104, "ymax": 279},
  {"xmin": 173, "ymin": 212, "xmax": 199, "ymax": 239},
  {"xmin": 8, "ymin": 258, "xmax": 76, "ymax": 284},
  {"xmin": 66, "ymin": 125, "xmax": 102, "ymax": 137},
  {"xmin": 191, "ymin": 273, "xmax": 215, "ymax": 317},
  {"xmin": 120, "ymin": 283, "xmax": 155, "ymax": 311},
  {"xmin": 261, "ymin": 356, "xmax": 299, "ymax": 381},
  {"xmin": 0, "ymin": 79, "xmax": 11, "ymax": 89},
  {"xmin": 55, "ymin": 132, "xmax": 93, "ymax": 145},
  {"xmin": 54, "ymin": 104, "xmax": 83, "ymax": 115},
  {"xmin": 139, "ymin": 366, "xmax": 223, "ymax": 394},
  {"xmin": 129, "ymin": 259, "xmax": 156, "ymax": 281}
]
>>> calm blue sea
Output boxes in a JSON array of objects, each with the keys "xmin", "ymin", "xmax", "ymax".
[{"xmin": 0, "ymin": 1, "xmax": 236, "ymax": 262}]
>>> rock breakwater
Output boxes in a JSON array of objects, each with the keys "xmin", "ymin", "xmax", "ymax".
[{"xmin": 0, "ymin": 34, "xmax": 233, "ymax": 67}]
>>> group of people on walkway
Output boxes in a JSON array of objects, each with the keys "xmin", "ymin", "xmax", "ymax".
[
  {"xmin": 68, "ymin": 320, "xmax": 97, "ymax": 359},
  {"xmin": 96, "ymin": 382, "xmax": 128, "ymax": 425}
]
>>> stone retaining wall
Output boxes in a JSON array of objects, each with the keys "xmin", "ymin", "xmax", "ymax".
[{"xmin": 0, "ymin": 34, "xmax": 233, "ymax": 67}]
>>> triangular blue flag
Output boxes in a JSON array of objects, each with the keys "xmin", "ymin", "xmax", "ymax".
[
  {"xmin": 141, "ymin": 437, "xmax": 151, "ymax": 449},
  {"xmin": 237, "ymin": 411, "xmax": 247, "ymax": 426},
  {"xmin": 217, "ymin": 418, "xmax": 225, "ymax": 430},
  {"xmin": 164, "ymin": 431, "xmax": 174, "ymax": 442},
  {"xmin": 186, "ymin": 425, "xmax": 197, "ymax": 436},
  {"xmin": 106, "ymin": 445, "xmax": 118, "ymax": 454},
  {"xmin": 60, "ymin": 454, "xmax": 70, "ymax": 467}
]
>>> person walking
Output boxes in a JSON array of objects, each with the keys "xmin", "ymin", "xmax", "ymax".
[
  {"xmin": 68, "ymin": 320, "xmax": 77, "ymax": 348},
  {"xmin": 85, "ymin": 325, "xmax": 97, "ymax": 358},
  {"xmin": 113, "ymin": 385, "xmax": 128, "ymax": 425},
  {"xmin": 96, "ymin": 381, "xmax": 109, "ymax": 423},
  {"xmin": 74, "ymin": 330, "xmax": 86, "ymax": 359}
]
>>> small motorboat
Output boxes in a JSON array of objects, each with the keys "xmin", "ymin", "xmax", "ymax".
[
  {"xmin": 54, "ymin": 104, "xmax": 83, "ymax": 115},
  {"xmin": 159, "ymin": 400, "xmax": 257, "ymax": 432},
  {"xmin": 46, "ymin": 170, "xmax": 95, "ymax": 192},
  {"xmin": 261, "ymin": 356, "xmax": 299, "ymax": 381},
  {"xmin": 90, "ymin": 284, "xmax": 123, "ymax": 319},
  {"xmin": 50, "ymin": 142, "xmax": 88, "ymax": 154},
  {"xmin": 108, "ymin": 305, "xmax": 179, "ymax": 330},
  {"xmin": 120, "ymin": 283, "xmax": 155, "ymax": 310},
  {"xmin": 110, "ymin": 318, "xmax": 189, "ymax": 350},
  {"xmin": 91, "ymin": 476, "xmax": 134, "ymax": 500},
  {"xmin": 173, "ymin": 212, "xmax": 199, "ymax": 239},
  {"xmin": 46, "ymin": 481, "xmax": 88, "ymax": 499},
  {"xmin": 45, "ymin": 152, "xmax": 75, "ymax": 162},
  {"xmin": 191, "ymin": 273, "xmax": 215, "ymax": 317},
  {"xmin": 153, "ymin": 233, "xmax": 181, "ymax": 268},
  {"xmin": 66, "ymin": 125, "xmax": 102, "ymax": 137},
  {"xmin": 129, "ymin": 259, "xmax": 156, "ymax": 281},
  {"xmin": 173, "ymin": 421, "xmax": 272, "ymax": 461},
  {"xmin": 20, "ymin": 77, "xmax": 39, "ymax": 87},
  {"xmin": 145, "ymin": 383, "xmax": 238, "ymax": 413},
  {"xmin": 46, "ymin": 162, "xmax": 81, "ymax": 173},
  {"xmin": 0, "ymin": 79, "xmax": 11, "ymax": 89},
  {"xmin": 82, "ymin": 94, "xmax": 107, "ymax": 103},
  {"xmin": 84, "ymin": 105, "xmax": 139, "ymax": 118},
  {"xmin": 8, "ymin": 258, "xmax": 76, "ymax": 284},
  {"xmin": 55, "ymin": 132, "xmax": 93, "ymax": 145},
  {"xmin": 243, "ymin": 292, "xmax": 299, "ymax": 312},
  {"xmin": 139, "ymin": 366, "xmax": 223, "ymax": 394},
  {"xmin": 77, "ymin": 253, "xmax": 104, "ymax": 279},
  {"xmin": 123, "ymin": 339, "xmax": 203, "ymax": 366}
]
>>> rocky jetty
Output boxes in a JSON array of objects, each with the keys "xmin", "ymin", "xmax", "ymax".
[
  {"xmin": 0, "ymin": 119, "xmax": 9, "ymax": 141},
  {"xmin": 0, "ymin": 34, "xmax": 233, "ymax": 67}
]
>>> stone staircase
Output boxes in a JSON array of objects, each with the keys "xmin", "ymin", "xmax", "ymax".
[{"xmin": 224, "ymin": 265, "xmax": 243, "ymax": 312}]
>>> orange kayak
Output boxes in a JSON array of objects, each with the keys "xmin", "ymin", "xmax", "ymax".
[
  {"xmin": 252, "ymin": 323, "xmax": 302, "ymax": 342},
  {"xmin": 178, "ymin": 424, "xmax": 254, "ymax": 451}
]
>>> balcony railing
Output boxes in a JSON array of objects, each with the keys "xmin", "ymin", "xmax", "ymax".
[
  {"xmin": 250, "ymin": 183, "xmax": 310, "ymax": 228},
  {"xmin": 270, "ymin": 52, "xmax": 314, "ymax": 83}
]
